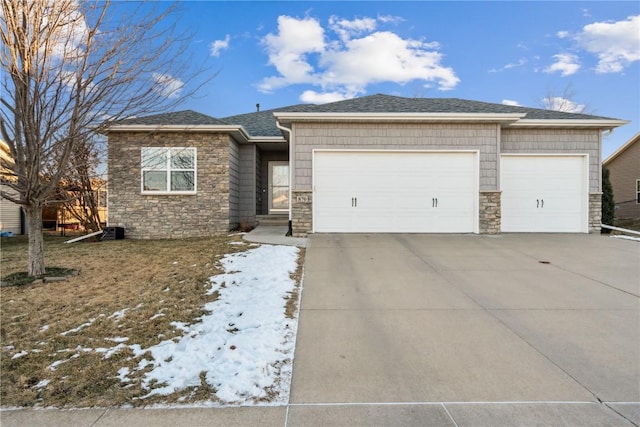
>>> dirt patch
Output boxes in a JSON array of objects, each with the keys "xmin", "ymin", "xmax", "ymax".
[{"xmin": 0, "ymin": 234, "xmax": 304, "ymax": 408}]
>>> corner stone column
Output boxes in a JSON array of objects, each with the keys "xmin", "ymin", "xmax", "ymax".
[
  {"xmin": 479, "ymin": 191, "xmax": 501, "ymax": 234},
  {"xmin": 291, "ymin": 190, "xmax": 312, "ymax": 237},
  {"xmin": 589, "ymin": 192, "xmax": 602, "ymax": 233}
]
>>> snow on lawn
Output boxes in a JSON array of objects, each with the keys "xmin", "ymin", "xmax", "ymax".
[{"xmin": 126, "ymin": 244, "xmax": 301, "ymax": 405}]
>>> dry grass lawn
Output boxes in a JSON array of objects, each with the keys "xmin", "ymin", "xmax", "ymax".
[{"xmin": 0, "ymin": 234, "xmax": 304, "ymax": 408}]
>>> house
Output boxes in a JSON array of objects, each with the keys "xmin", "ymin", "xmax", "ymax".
[
  {"xmin": 0, "ymin": 139, "xmax": 107, "ymax": 235},
  {"xmin": 106, "ymin": 94, "xmax": 627, "ymax": 239},
  {"xmin": 0, "ymin": 139, "xmax": 23, "ymax": 235},
  {"xmin": 42, "ymin": 178, "xmax": 108, "ymax": 232},
  {"xmin": 603, "ymin": 132, "xmax": 640, "ymax": 219}
]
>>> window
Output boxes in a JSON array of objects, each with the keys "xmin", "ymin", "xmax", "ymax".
[
  {"xmin": 141, "ymin": 147, "xmax": 196, "ymax": 194},
  {"xmin": 636, "ymin": 179, "xmax": 640, "ymax": 204}
]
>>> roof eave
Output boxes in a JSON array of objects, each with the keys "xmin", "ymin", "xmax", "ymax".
[
  {"xmin": 507, "ymin": 119, "xmax": 629, "ymax": 129},
  {"xmin": 603, "ymin": 131, "xmax": 640, "ymax": 165},
  {"xmin": 272, "ymin": 112, "xmax": 527, "ymax": 124},
  {"xmin": 106, "ymin": 124, "xmax": 252, "ymax": 143}
]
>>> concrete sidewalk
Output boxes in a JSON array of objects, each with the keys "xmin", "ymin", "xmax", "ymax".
[
  {"xmin": 243, "ymin": 225, "xmax": 307, "ymax": 247},
  {"xmin": 2, "ymin": 234, "xmax": 639, "ymax": 426}
]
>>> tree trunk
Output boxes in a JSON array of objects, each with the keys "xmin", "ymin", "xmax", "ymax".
[{"xmin": 24, "ymin": 203, "xmax": 45, "ymax": 277}]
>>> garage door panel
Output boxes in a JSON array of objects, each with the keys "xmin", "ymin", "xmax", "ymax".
[
  {"xmin": 501, "ymin": 156, "xmax": 587, "ymax": 233},
  {"xmin": 314, "ymin": 151, "xmax": 478, "ymax": 233}
]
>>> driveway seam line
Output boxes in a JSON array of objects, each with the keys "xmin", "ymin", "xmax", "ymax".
[
  {"xmin": 603, "ymin": 402, "xmax": 640, "ymax": 427},
  {"xmin": 507, "ymin": 245, "xmax": 640, "ymax": 299},
  {"xmin": 89, "ymin": 408, "xmax": 109, "ymax": 426},
  {"xmin": 287, "ymin": 400, "xmax": 600, "ymax": 406},
  {"xmin": 441, "ymin": 403, "xmax": 460, "ymax": 427}
]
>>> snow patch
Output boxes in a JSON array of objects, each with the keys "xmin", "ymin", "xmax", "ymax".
[
  {"xmin": 34, "ymin": 379, "xmax": 50, "ymax": 389},
  {"xmin": 128, "ymin": 245, "xmax": 300, "ymax": 404},
  {"xmin": 11, "ymin": 351, "xmax": 28, "ymax": 359},
  {"xmin": 106, "ymin": 337, "xmax": 130, "ymax": 343},
  {"xmin": 60, "ymin": 318, "xmax": 96, "ymax": 336}
]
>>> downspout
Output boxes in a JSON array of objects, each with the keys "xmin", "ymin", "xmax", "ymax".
[{"xmin": 275, "ymin": 119, "xmax": 293, "ymax": 237}]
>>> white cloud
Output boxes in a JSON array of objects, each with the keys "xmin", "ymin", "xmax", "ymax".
[
  {"xmin": 259, "ymin": 15, "xmax": 459, "ymax": 101},
  {"xmin": 378, "ymin": 14, "xmax": 404, "ymax": 24},
  {"xmin": 575, "ymin": 15, "xmax": 640, "ymax": 73},
  {"xmin": 489, "ymin": 57, "xmax": 527, "ymax": 73},
  {"xmin": 152, "ymin": 73, "xmax": 184, "ymax": 99},
  {"xmin": 544, "ymin": 53, "xmax": 580, "ymax": 76},
  {"xmin": 300, "ymin": 90, "xmax": 354, "ymax": 104},
  {"xmin": 542, "ymin": 96, "xmax": 585, "ymax": 113},
  {"xmin": 557, "ymin": 31, "xmax": 570, "ymax": 39},
  {"xmin": 329, "ymin": 16, "xmax": 377, "ymax": 42},
  {"xmin": 260, "ymin": 16, "xmax": 325, "ymax": 91},
  {"xmin": 502, "ymin": 99, "xmax": 521, "ymax": 106},
  {"xmin": 504, "ymin": 57, "xmax": 527, "ymax": 69},
  {"xmin": 210, "ymin": 35, "xmax": 230, "ymax": 57}
]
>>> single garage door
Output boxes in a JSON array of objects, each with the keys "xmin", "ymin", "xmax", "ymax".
[
  {"xmin": 501, "ymin": 155, "xmax": 588, "ymax": 232},
  {"xmin": 313, "ymin": 151, "xmax": 478, "ymax": 233}
]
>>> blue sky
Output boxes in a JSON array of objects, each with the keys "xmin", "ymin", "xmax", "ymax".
[{"xmin": 148, "ymin": 1, "xmax": 639, "ymax": 158}]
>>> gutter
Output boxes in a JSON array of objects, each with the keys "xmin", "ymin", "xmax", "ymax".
[
  {"xmin": 106, "ymin": 124, "xmax": 253, "ymax": 144},
  {"xmin": 275, "ymin": 119, "xmax": 293, "ymax": 237},
  {"xmin": 272, "ymin": 112, "xmax": 526, "ymax": 124},
  {"xmin": 506, "ymin": 119, "xmax": 629, "ymax": 129}
]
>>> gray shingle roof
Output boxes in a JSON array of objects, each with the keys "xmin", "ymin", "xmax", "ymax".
[
  {"xmin": 115, "ymin": 95, "xmax": 621, "ymax": 138},
  {"xmin": 222, "ymin": 104, "xmax": 314, "ymax": 137},
  {"xmin": 117, "ymin": 110, "xmax": 229, "ymax": 126},
  {"xmin": 281, "ymin": 94, "xmax": 618, "ymax": 121}
]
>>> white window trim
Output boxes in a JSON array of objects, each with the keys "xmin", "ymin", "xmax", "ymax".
[
  {"xmin": 636, "ymin": 179, "xmax": 640, "ymax": 204},
  {"xmin": 141, "ymin": 147, "xmax": 197, "ymax": 195}
]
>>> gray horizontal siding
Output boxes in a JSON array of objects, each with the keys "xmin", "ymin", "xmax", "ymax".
[
  {"xmin": 501, "ymin": 129, "xmax": 601, "ymax": 192},
  {"xmin": 293, "ymin": 122, "xmax": 499, "ymax": 191}
]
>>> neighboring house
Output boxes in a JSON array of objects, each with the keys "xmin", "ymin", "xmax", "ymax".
[
  {"xmin": 42, "ymin": 179, "xmax": 108, "ymax": 232},
  {"xmin": 603, "ymin": 132, "xmax": 640, "ymax": 219},
  {"xmin": 0, "ymin": 139, "xmax": 23, "ymax": 235},
  {"xmin": 106, "ymin": 94, "xmax": 627, "ymax": 239},
  {"xmin": 0, "ymin": 139, "xmax": 106, "ymax": 234}
]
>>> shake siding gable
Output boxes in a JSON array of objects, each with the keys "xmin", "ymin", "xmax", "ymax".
[
  {"xmin": 293, "ymin": 122, "xmax": 499, "ymax": 191},
  {"xmin": 501, "ymin": 129, "xmax": 601, "ymax": 192}
]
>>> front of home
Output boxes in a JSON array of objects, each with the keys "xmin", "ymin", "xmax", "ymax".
[{"xmin": 106, "ymin": 94, "xmax": 627, "ymax": 239}]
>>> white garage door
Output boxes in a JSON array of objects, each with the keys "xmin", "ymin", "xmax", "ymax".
[
  {"xmin": 313, "ymin": 151, "xmax": 478, "ymax": 233},
  {"xmin": 501, "ymin": 155, "xmax": 588, "ymax": 232}
]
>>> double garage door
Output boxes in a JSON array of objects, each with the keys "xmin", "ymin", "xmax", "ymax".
[
  {"xmin": 313, "ymin": 151, "xmax": 478, "ymax": 233},
  {"xmin": 312, "ymin": 151, "xmax": 588, "ymax": 234}
]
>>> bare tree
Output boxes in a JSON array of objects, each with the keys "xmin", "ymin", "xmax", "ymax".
[
  {"xmin": 0, "ymin": 0, "xmax": 209, "ymax": 276},
  {"xmin": 539, "ymin": 84, "xmax": 594, "ymax": 114},
  {"xmin": 57, "ymin": 134, "xmax": 105, "ymax": 233}
]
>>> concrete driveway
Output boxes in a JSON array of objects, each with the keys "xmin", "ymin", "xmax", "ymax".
[{"xmin": 289, "ymin": 234, "xmax": 640, "ymax": 426}]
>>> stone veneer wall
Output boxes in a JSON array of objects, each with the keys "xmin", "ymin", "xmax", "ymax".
[
  {"xmin": 107, "ymin": 131, "xmax": 232, "ymax": 239},
  {"xmin": 589, "ymin": 192, "xmax": 602, "ymax": 233},
  {"xmin": 291, "ymin": 190, "xmax": 312, "ymax": 237},
  {"xmin": 479, "ymin": 191, "xmax": 501, "ymax": 234}
]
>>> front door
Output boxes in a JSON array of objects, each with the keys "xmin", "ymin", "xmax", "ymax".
[{"xmin": 268, "ymin": 161, "xmax": 289, "ymax": 214}]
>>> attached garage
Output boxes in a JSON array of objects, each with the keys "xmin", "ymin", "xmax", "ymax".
[
  {"xmin": 313, "ymin": 150, "xmax": 478, "ymax": 233},
  {"xmin": 500, "ymin": 155, "xmax": 588, "ymax": 232}
]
